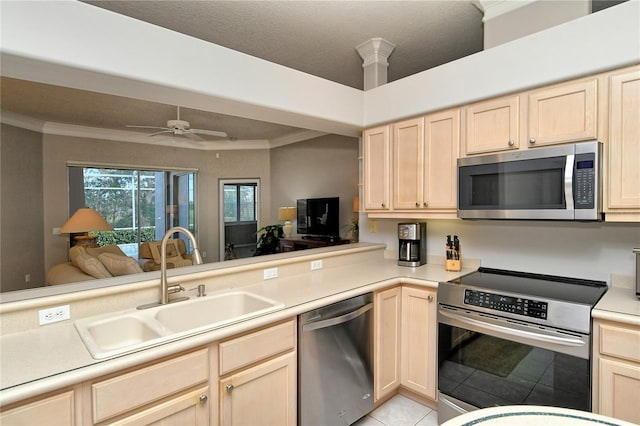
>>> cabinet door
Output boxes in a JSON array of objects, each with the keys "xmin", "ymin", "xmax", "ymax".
[
  {"xmin": 424, "ymin": 109, "xmax": 460, "ymax": 211},
  {"xmin": 400, "ymin": 286, "xmax": 437, "ymax": 400},
  {"xmin": 464, "ymin": 95, "xmax": 519, "ymax": 155},
  {"xmin": 606, "ymin": 66, "xmax": 640, "ymax": 219},
  {"xmin": 110, "ymin": 386, "xmax": 210, "ymax": 426},
  {"xmin": 374, "ymin": 287, "xmax": 401, "ymax": 401},
  {"xmin": 0, "ymin": 390, "xmax": 76, "ymax": 426},
  {"xmin": 363, "ymin": 125, "xmax": 391, "ymax": 211},
  {"xmin": 598, "ymin": 358, "xmax": 640, "ymax": 424},
  {"xmin": 220, "ymin": 352, "xmax": 296, "ymax": 426},
  {"xmin": 528, "ymin": 78, "xmax": 598, "ymax": 147},
  {"xmin": 393, "ymin": 118, "xmax": 425, "ymax": 210}
]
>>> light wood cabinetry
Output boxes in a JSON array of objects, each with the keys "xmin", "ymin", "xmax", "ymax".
[
  {"xmin": 400, "ymin": 286, "xmax": 437, "ymax": 400},
  {"xmin": 374, "ymin": 286, "xmax": 401, "ymax": 402},
  {"xmin": 219, "ymin": 319, "xmax": 297, "ymax": 426},
  {"xmin": 363, "ymin": 125, "xmax": 391, "ymax": 211},
  {"xmin": 527, "ymin": 77, "xmax": 599, "ymax": 147},
  {"xmin": 88, "ymin": 348, "xmax": 211, "ymax": 425},
  {"xmin": 0, "ymin": 388, "xmax": 78, "ymax": 425},
  {"xmin": 463, "ymin": 95, "xmax": 520, "ymax": 155},
  {"xmin": 593, "ymin": 319, "xmax": 640, "ymax": 424},
  {"xmin": 604, "ymin": 65, "xmax": 640, "ymax": 221},
  {"xmin": 393, "ymin": 117, "xmax": 425, "ymax": 210}
]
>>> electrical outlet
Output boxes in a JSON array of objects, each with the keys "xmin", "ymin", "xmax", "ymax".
[
  {"xmin": 263, "ymin": 268, "xmax": 278, "ymax": 280},
  {"xmin": 370, "ymin": 220, "xmax": 377, "ymax": 233},
  {"xmin": 38, "ymin": 305, "xmax": 71, "ymax": 325},
  {"xmin": 311, "ymin": 260, "xmax": 323, "ymax": 270}
]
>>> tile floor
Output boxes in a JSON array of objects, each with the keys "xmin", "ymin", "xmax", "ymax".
[{"xmin": 353, "ymin": 394, "xmax": 438, "ymax": 426}]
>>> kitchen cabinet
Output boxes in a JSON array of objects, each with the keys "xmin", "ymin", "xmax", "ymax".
[
  {"xmin": 604, "ymin": 65, "xmax": 640, "ymax": 221},
  {"xmin": 219, "ymin": 319, "xmax": 297, "ymax": 426},
  {"xmin": 592, "ymin": 319, "xmax": 640, "ymax": 424},
  {"xmin": 392, "ymin": 110, "xmax": 459, "ymax": 214},
  {"xmin": 463, "ymin": 95, "xmax": 520, "ymax": 155},
  {"xmin": 527, "ymin": 77, "xmax": 599, "ymax": 147},
  {"xmin": 374, "ymin": 286, "xmax": 401, "ymax": 402},
  {"xmin": 88, "ymin": 348, "xmax": 211, "ymax": 425},
  {"xmin": 0, "ymin": 388, "xmax": 78, "ymax": 425},
  {"xmin": 363, "ymin": 125, "xmax": 391, "ymax": 211},
  {"xmin": 400, "ymin": 286, "xmax": 437, "ymax": 400}
]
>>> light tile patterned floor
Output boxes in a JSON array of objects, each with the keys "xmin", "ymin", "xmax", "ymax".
[{"xmin": 353, "ymin": 394, "xmax": 438, "ymax": 426}]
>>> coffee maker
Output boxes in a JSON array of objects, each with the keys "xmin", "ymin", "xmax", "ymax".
[{"xmin": 398, "ymin": 223, "xmax": 426, "ymax": 267}]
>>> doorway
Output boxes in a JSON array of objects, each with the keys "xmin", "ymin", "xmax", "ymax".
[{"xmin": 219, "ymin": 179, "xmax": 259, "ymax": 260}]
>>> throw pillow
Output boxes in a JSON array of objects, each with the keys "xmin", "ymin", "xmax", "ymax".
[
  {"xmin": 85, "ymin": 244, "xmax": 127, "ymax": 259},
  {"xmin": 97, "ymin": 253, "xmax": 143, "ymax": 276},
  {"xmin": 69, "ymin": 245, "xmax": 87, "ymax": 267},
  {"xmin": 149, "ymin": 240, "xmax": 182, "ymax": 264},
  {"xmin": 75, "ymin": 251, "xmax": 112, "ymax": 279}
]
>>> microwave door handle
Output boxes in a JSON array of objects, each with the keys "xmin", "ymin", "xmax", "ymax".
[{"xmin": 565, "ymin": 154, "xmax": 575, "ymax": 211}]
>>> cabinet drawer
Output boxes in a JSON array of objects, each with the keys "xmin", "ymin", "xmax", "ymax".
[
  {"xmin": 599, "ymin": 323, "xmax": 640, "ymax": 363},
  {"xmin": 1, "ymin": 390, "xmax": 75, "ymax": 426},
  {"xmin": 220, "ymin": 319, "xmax": 296, "ymax": 375},
  {"xmin": 92, "ymin": 348, "xmax": 209, "ymax": 423}
]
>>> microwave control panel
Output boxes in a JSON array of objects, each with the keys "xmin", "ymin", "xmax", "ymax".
[
  {"xmin": 574, "ymin": 152, "xmax": 596, "ymax": 209},
  {"xmin": 464, "ymin": 289, "xmax": 548, "ymax": 319}
]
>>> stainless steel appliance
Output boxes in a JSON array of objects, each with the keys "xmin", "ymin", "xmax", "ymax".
[
  {"xmin": 458, "ymin": 141, "xmax": 602, "ymax": 220},
  {"xmin": 398, "ymin": 222, "xmax": 426, "ymax": 267},
  {"xmin": 634, "ymin": 248, "xmax": 640, "ymax": 298},
  {"xmin": 437, "ymin": 268, "xmax": 608, "ymax": 424},
  {"xmin": 299, "ymin": 293, "xmax": 373, "ymax": 426}
]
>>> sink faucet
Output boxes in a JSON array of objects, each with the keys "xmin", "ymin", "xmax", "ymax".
[{"xmin": 138, "ymin": 226, "xmax": 203, "ymax": 309}]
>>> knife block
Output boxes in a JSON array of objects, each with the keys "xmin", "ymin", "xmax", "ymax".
[{"xmin": 445, "ymin": 244, "xmax": 461, "ymax": 272}]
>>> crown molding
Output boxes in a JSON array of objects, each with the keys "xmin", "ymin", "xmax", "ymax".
[{"xmin": 474, "ymin": 0, "xmax": 538, "ymax": 22}]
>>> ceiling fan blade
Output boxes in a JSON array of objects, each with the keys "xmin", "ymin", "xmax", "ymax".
[
  {"xmin": 184, "ymin": 132, "xmax": 204, "ymax": 142},
  {"xmin": 146, "ymin": 130, "xmax": 173, "ymax": 137},
  {"xmin": 126, "ymin": 125, "xmax": 170, "ymax": 131},
  {"xmin": 190, "ymin": 128, "xmax": 228, "ymax": 138}
]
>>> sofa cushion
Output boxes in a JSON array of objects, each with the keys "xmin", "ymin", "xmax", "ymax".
[
  {"xmin": 75, "ymin": 251, "xmax": 112, "ymax": 279},
  {"xmin": 148, "ymin": 240, "xmax": 182, "ymax": 264},
  {"xmin": 85, "ymin": 244, "xmax": 127, "ymax": 258},
  {"xmin": 47, "ymin": 262, "xmax": 94, "ymax": 285},
  {"xmin": 98, "ymin": 253, "xmax": 143, "ymax": 276}
]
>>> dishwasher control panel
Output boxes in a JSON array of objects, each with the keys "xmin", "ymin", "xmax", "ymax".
[{"xmin": 464, "ymin": 289, "xmax": 548, "ymax": 319}]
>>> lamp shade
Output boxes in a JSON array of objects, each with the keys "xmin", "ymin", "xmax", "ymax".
[
  {"xmin": 278, "ymin": 207, "xmax": 297, "ymax": 221},
  {"xmin": 60, "ymin": 208, "xmax": 113, "ymax": 233}
]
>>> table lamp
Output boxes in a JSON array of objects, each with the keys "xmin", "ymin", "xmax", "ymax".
[
  {"xmin": 278, "ymin": 207, "xmax": 297, "ymax": 238},
  {"xmin": 60, "ymin": 207, "xmax": 113, "ymax": 247}
]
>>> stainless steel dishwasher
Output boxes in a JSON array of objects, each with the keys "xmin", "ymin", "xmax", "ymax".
[{"xmin": 298, "ymin": 293, "xmax": 374, "ymax": 426}]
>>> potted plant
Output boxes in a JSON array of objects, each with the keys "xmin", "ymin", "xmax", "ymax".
[{"xmin": 254, "ymin": 224, "xmax": 283, "ymax": 256}]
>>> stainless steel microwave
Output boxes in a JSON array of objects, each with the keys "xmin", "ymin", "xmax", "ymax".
[{"xmin": 458, "ymin": 141, "xmax": 602, "ymax": 221}]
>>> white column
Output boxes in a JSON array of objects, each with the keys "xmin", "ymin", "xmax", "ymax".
[{"xmin": 356, "ymin": 38, "xmax": 396, "ymax": 90}]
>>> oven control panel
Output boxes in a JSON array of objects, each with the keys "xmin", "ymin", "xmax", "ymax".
[{"xmin": 464, "ymin": 289, "xmax": 548, "ymax": 319}]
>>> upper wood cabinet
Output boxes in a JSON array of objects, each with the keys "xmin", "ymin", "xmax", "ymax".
[
  {"xmin": 463, "ymin": 95, "xmax": 520, "ymax": 155},
  {"xmin": 393, "ymin": 117, "xmax": 425, "ymax": 210},
  {"xmin": 424, "ymin": 109, "xmax": 460, "ymax": 211},
  {"xmin": 527, "ymin": 77, "xmax": 599, "ymax": 147},
  {"xmin": 604, "ymin": 65, "xmax": 640, "ymax": 221},
  {"xmin": 363, "ymin": 125, "xmax": 391, "ymax": 211}
]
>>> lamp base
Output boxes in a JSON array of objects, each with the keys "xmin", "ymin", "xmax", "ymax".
[
  {"xmin": 73, "ymin": 234, "xmax": 98, "ymax": 248},
  {"xmin": 282, "ymin": 221, "xmax": 293, "ymax": 238}
]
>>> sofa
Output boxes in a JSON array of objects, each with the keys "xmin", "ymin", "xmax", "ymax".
[
  {"xmin": 46, "ymin": 244, "xmax": 143, "ymax": 285},
  {"xmin": 139, "ymin": 239, "xmax": 194, "ymax": 272}
]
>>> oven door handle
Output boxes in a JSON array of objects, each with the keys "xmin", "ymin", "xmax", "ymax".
[{"xmin": 439, "ymin": 309, "xmax": 586, "ymax": 348}]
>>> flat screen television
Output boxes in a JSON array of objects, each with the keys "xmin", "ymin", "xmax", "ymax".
[{"xmin": 296, "ymin": 197, "xmax": 339, "ymax": 238}]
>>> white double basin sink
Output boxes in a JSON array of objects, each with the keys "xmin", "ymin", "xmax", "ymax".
[{"xmin": 75, "ymin": 291, "xmax": 284, "ymax": 359}]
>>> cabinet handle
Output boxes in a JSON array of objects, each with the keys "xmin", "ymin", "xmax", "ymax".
[
  {"xmin": 381, "ymin": 203, "xmax": 386, "ymax": 208},
  {"xmin": 428, "ymin": 295, "xmax": 434, "ymax": 302},
  {"xmin": 529, "ymin": 138, "xmax": 536, "ymax": 144},
  {"xmin": 415, "ymin": 202, "xmax": 420, "ymax": 207},
  {"xmin": 508, "ymin": 140, "xmax": 515, "ymax": 147},
  {"xmin": 226, "ymin": 384, "xmax": 234, "ymax": 394},
  {"xmin": 423, "ymin": 202, "xmax": 428, "ymax": 207},
  {"xmin": 199, "ymin": 394, "xmax": 208, "ymax": 404}
]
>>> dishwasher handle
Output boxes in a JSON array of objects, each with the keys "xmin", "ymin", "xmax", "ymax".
[{"xmin": 302, "ymin": 302, "xmax": 373, "ymax": 332}]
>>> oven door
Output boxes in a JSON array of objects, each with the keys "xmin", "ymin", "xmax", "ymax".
[{"xmin": 437, "ymin": 305, "xmax": 592, "ymax": 423}]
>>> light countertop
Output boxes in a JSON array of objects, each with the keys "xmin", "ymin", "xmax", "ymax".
[
  {"xmin": 593, "ymin": 284, "xmax": 640, "ymax": 326},
  {"xmin": 0, "ymin": 250, "xmax": 474, "ymax": 405}
]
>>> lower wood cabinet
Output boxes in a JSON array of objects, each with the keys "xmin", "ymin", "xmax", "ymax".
[
  {"xmin": 0, "ymin": 388, "xmax": 78, "ymax": 425},
  {"xmin": 593, "ymin": 318, "xmax": 640, "ymax": 424},
  {"xmin": 400, "ymin": 286, "xmax": 437, "ymax": 400},
  {"xmin": 374, "ymin": 284, "xmax": 438, "ymax": 403}
]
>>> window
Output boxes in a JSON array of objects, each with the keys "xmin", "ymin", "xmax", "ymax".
[
  {"xmin": 224, "ymin": 183, "xmax": 257, "ymax": 224},
  {"xmin": 68, "ymin": 166, "xmax": 197, "ymax": 257},
  {"xmin": 220, "ymin": 180, "xmax": 259, "ymax": 260}
]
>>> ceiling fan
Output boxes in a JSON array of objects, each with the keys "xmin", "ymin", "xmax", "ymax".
[{"xmin": 126, "ymin": 106, "xmax": 228, "ymax": 141}]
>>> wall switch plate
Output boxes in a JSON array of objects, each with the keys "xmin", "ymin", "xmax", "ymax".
[
  {"xmin": 263, "ymin": 268, "xmax": 278, "ymax": 280},
  {"xmin": 370, "ymin": 220, "xmax": 377, "ymax": 233},
  {"xmin": 311, "ymin": 260, "xmax": 323, "ymax": 270},
  {"xmin": 39, "ymin": 305, "xmax": 71, "ymax": 325}
]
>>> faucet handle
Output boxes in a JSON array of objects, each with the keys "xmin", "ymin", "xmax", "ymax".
[{"xmin": 167, "ymin": 284, "xmax": 185, "ymax": 294}]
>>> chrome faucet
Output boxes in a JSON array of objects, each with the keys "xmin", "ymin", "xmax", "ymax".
[{"xmin": 138, "ymin": 226, "xmax": 203, "ymax": 309}]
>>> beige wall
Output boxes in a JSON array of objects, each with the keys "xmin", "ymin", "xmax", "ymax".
[
  {"xmin": 1, "ymin": 124, "xmax": 45, "ymax": 291},
  {"xmin": 42, "ymin": 135, "xmax": 271, "ymax": 273},
  {"xmin": 270, "ymin": 135, "xmax": 359, "ymax": 239}
]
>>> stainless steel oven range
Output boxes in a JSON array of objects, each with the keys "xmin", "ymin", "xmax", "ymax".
[{"xmin": 437, "ymin": 268, "xmax": 608, "ymax": 424}]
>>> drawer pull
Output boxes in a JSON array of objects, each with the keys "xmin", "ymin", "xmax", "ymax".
[
  {"xmin": 199, "ymin": 394, "xmax": 208, "ymax": 404},
  {"xmin": 226, "ymin": 384, "xmax": 234, "ymax": 394},
  {"xmin": 529, "ymin": 138, "xmax": 536, "ymax": 144},
  {"xmin": 508, "ymin": 140, "xmax": 515, "ymax": 147}
]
